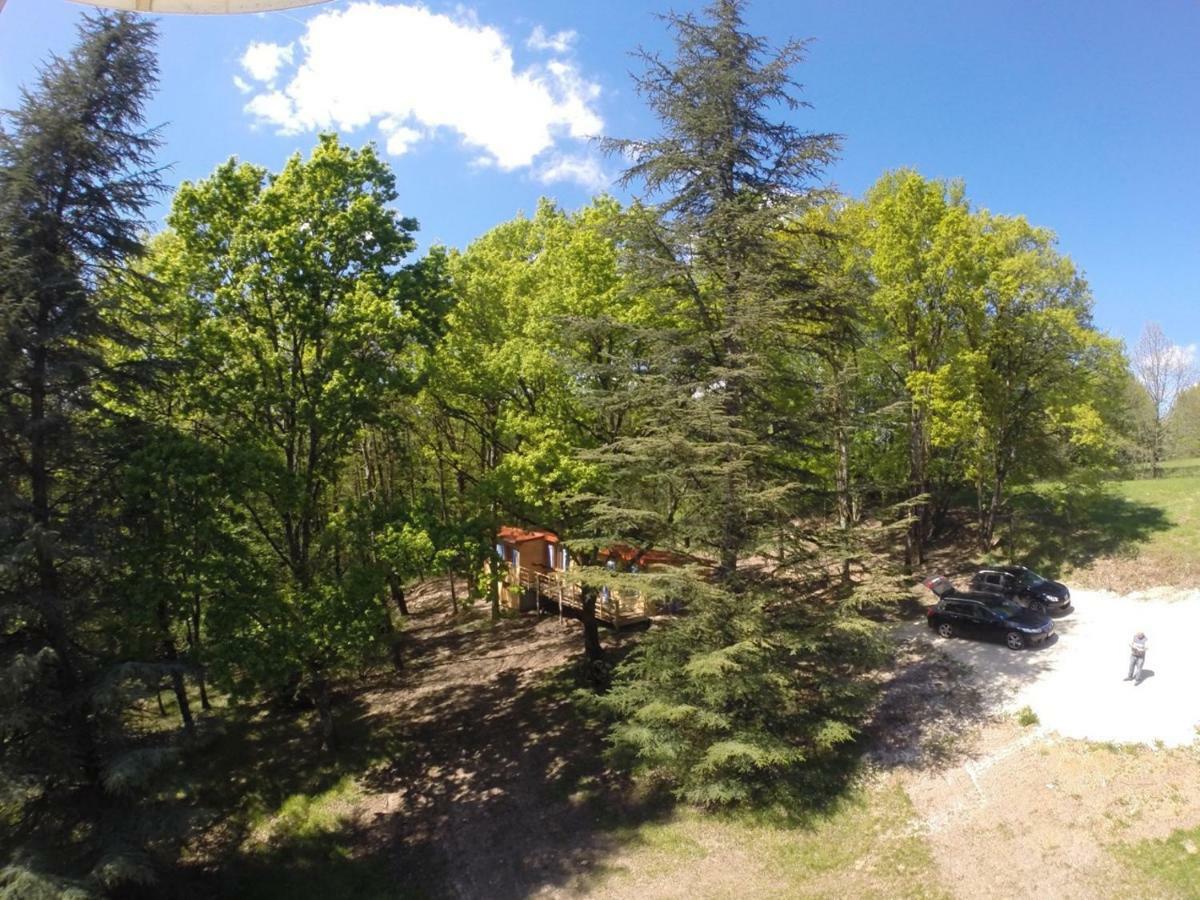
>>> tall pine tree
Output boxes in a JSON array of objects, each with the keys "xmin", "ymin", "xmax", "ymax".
[
  {"xmin": 0, "ymin": 12, "xmax": 165, "ymax": 890},
  {"xmin": 594, "ymin": 0, "xmax": 887, "ymax": 806}
]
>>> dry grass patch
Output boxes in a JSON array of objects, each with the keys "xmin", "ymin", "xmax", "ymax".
[{"xmin": 571, "ymin": 777, "xmax": 947, "ymax": 899}]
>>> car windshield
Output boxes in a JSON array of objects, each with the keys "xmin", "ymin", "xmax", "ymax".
[{"xmin": 987, "ymin": 599, "xmax": 1024, "ymax": 617}]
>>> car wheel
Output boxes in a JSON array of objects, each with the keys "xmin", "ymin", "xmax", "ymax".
[
  {"xmin": 1005, "ymin": 631, "xmax": 1025, "ymax": 650},
  {"xmin": 1030, "ymin": 600, "xmax": 1047, "ymax": 615},
  {"xmin": 937, "ymin": 623, "xmax": 954, "ymax": 639}
]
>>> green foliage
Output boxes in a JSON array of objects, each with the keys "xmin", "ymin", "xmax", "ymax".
[
  {"xmin": 250, "ymin": 775, "xmax": 362, "ymax": 844},
  {"xmin": 604, "ymin": 583, "xmax": 885, "ymax": 806},
  {"xmin": 160, "ymin": 134, "xmax": 427, "ymax": 701},
  {"xmin": 834, "ymin": 169, "xmax": 1128, "ymax": 551},
  {"xmin": 1016, "ymin": 706, "xmax": 1040, "ymax": 727},
  {"xmin": 0, "ymin": 0, "xmax": 1171, "ymax": 887},
  {"xmin": 0, "ymin": 10, "xmax": 185, "ymax": 888},
  {"xmin": 0, "ymin": 865, "xmax": 93, "ymax": 900},
  {"xmin": 1168, "ymin": 384, "xmax": 1200, "ymax": 460}
]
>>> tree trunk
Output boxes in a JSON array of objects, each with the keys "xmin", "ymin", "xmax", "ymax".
[
  {"xmin": 448, "ymin": 573, "xmax": 459, "ymax": 618},
  {"xmin": 313, "ymin": 675, "xmax": 336, "ymax": 751},
  {"xmin": 379, "ymin": 590, "xmax": 405, "ymax": 672},
  {"xmin": 905, "ymin": 402, "xmax": 928, "ymax": 570},
  {"xmin": 387, "ymin": 573, "xmax": 410, "ymax": 616},
  {"xmin": 980, "ymin": 465, "xmax": 1008, "ymax": 551},
  {"xmin": 157, "ymin": 598, "xmax": 194, "ymax": 734},
  {"xmin": 579, "ymin": 585, "xmax": 605, "ymax": 662},
  {"xmin": 488, "ymin": 549, "xmax": 501, "ymax": 621},
  {"xmin": 833, "ymin": 370, "xmax": 853, "ymax": 587},
  {"xmin": 156, "ymin": 685, "xmax": 167, "ymax": 717},
  {"xmin": 197, "ymin": 671, "xmax": 212, "ymax": 712},
  {"xmin": 188, "ymin": 590, "xmax": 211, "ymax": 711},
  {"xmin": 168, "ymin": 663, "xmax": 195, "ymax": 735},
  {"xmin": 1151, "ymin": 415, "xmax": 1163, "ymax": 479}
]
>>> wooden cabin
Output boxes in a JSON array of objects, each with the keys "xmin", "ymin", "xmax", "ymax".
[
  {"xmin": 494, "ymin": 526, "xmax": 661, "ymax": 628},
  {"xmin": 494, "ymin": 526, "xmax": 566, "ymax": 613}
]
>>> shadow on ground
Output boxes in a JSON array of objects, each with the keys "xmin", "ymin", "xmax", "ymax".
[
  {"xmin": 864, "ymin": 613, "xmax": 1077, "ymax": 772},
  {"xmin": 861, "ymin": 635, "xmax": 990, "ymax": 770},
  {"xmin": 1002, "ymin": 484, "xmax": 1174, "ymax": 579},
  {"xmin": 151, "ymin": 583, "xmax": 673, "ymax": 900}
]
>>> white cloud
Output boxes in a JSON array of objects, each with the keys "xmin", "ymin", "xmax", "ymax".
[
  {"xmin": 245, "ymin": 90, "xmax": 295, "ymax": 127},
  {"xmin": 527, "ymin": 24, "xmax": 576, "ymax": 53},
  {"xmin": 379, "ymin": 118, "xmax": 424, "ymax": 155},
  {"xmin": 233, "ymin": 75, "xmax": 253, "ymax": 94},
  {"xmin": 237, "ymin": 1, "xmax": 603, "ymax": 178},
  {"xmin": 241, "ymin": 40, "xmax": 294, "ymax": 84},
  {"xmin": 537, "ymin": 153, "xmax": 609, "ymax": 192}
]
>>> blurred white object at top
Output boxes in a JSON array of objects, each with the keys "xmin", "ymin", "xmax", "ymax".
[{"xmin": 67, "ymin": 0, "xmax": 330, "ymax": 13}]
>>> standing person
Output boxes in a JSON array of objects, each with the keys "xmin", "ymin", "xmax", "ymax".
[{"xmin": 1126, "ymin": 632, "xmax": 1148, "ymax": 683}]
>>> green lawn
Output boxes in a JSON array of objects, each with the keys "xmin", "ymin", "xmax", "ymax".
[
  {"xmin": 1005, "ymin": 462, "xmax": 1200, "ymax": 589},
  {"xmin": 1113, "ymin": 472, "xmax": 1200, "ymax": 562},
  {"xmin": 1117, "ymin": 821, "xmax": 1200, "ymax": 899},
  {"xmin": 1159, "ymin": 456, "xmax": 1200, "ymax": 473}
]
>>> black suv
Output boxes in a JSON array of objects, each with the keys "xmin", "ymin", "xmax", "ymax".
[
  {"xmin": 926, "ymin": 593, "xmax": 1055, "ymax": 650},
  {"xmin": 970, "ymin": 566, "xmax": 1071, "ymax": 615}
]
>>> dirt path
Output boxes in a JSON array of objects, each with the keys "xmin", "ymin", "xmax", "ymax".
[
  {"xmin": 903, "ymin": 722, "xmax": 1200, "ymax": 899},
  {"xmin": 900, "ymin": 587, "xmax": 1200, "ymax": 746},
  {"xmin": 891, "ymin": 585, "xmax": 1200, "ymax": 899},
  {"xmin": 354, "ymin": 584, "xmax": 645, "ymax": 899}
]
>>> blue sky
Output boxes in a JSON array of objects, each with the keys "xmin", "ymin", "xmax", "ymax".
[{"xmin": 1, "ymin": 0, "xmax": 1197, "ymax": 353}]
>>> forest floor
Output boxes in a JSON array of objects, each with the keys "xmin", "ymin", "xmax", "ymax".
[
  {"xmin": 156, "ymin": 464, "xmax": 1200, "ymax": 896},
  {"xmin": 165, "ymin": 576, "xmax": 1200, "ymax": 899}
]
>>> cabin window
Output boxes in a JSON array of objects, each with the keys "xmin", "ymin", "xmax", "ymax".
[
  {"xmin": 495, "ymin": 543, "xmax": 505, "ymax": 561},
  {"xmin": 561, "ymin": 548, "xmax": 570, "ymax": 570},
  {"xmin": 547, "ymin": 545, "xmax": 556, "ymax": 569},
  {"xmin": 513, "ymin": 548, "xmax": 521, "ymax": 568}
]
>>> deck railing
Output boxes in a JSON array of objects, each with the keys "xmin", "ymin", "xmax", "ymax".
[{"xmin": 505, "ymin": 565, "xmax": 649, "ymax": 627}]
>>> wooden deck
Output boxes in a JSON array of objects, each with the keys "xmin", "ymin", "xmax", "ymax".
[{"xmin": 502, "ymin": 565, "xmax": 651, "ymax": 628}]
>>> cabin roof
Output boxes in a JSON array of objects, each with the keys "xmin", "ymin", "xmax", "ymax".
[
  {"xmin": 498, "ymin": 525, "xmax": 708, "ymax": 567},
  {"xmin": 497, "ymin": 526, "xmax": 560, "ymax": 545},
  {"xmin": 600, "ymin": 544, "xmax": 709, "ymax": 567}
]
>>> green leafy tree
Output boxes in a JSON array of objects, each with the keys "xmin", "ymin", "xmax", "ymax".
[
  {"xmin": 164, "ymin": 135, "xmax": 423, "ymax": 747},
  {"xmin": 1168, "ymin": 383, "xmax": 1200, "ymax": 460},
  {"xmin": 921, "ymin": 212, "xmax": 1125, "ymax": 545},
  {"xmin": 840, "ymin": 170, "xmax": 980, "ymax": 565},
  {"xmin": 429, "ymin": 198, "xmax": 635, "ymax": 657}
]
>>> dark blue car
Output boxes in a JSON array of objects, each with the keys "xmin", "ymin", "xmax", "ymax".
[
  {"xmin": 926, "ymin": 592, "xmax": 1055, "ymax": 650},
  {"xmin": 970, "ymin": 566, "xmax": 1072, "ymax": 615}
]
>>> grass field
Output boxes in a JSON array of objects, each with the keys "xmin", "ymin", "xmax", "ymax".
[
  {"xmin": 580, "ymin": 780, "xmax": 947, "ymax": 899},
  {"xmin": 1004, "ymin": 459, "xmax": 1200, "ymax": 590},
  {"xmin": 1118, "ymin": 822, "xmax": 1200, "ymax": 899}
]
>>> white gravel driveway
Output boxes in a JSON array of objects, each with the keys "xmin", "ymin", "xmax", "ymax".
[{"xmin": 902, "ymin": 587, "xmax": 1200, "ymax": 746}]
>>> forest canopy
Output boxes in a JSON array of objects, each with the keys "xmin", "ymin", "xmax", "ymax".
[{"xmin": 0, "ymin": 2, "xmax": 1183, "ymax": 893}]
